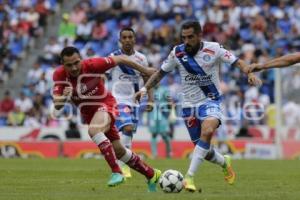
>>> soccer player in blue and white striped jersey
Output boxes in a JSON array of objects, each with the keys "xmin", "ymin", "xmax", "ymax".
[{"xmin": 136, "ymin": 20, "xmax": 262, "ymax": 192}]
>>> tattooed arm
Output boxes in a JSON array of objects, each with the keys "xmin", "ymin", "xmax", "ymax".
[
  {"xmin": 144, "ymin": 69, "xmax": 168, "ymax": 90},
  {"xmin": 135, "ymin": 69, "xmax": 168, "ymax": 101}
]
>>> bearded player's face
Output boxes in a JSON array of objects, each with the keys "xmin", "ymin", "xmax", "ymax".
[
  {"xmin": 181, "ymin": 27, "xmax": 201, "ymax": 56},
  {"xmin": 62, "ymin": 53, "xmax": 82, "ymax": 77}
]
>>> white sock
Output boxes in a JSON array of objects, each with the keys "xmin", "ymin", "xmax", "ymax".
[
  {"xmin": 91, "ymin": 132, "xmax": 107, "ymax": 145},
  {"xmin": 187, "ymin": 140, "xmax": 210, "ymax": 176},
  {"xmin": 207, "ymin": 148, "xmax": 225, "ymax": 167},
  {"xmin": 118, "ymin": 134, "xmax": 133, "ymax": 166}
]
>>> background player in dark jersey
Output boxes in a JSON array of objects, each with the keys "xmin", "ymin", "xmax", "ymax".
[{"xmin": 52, "ymin": 47, "xmax": 160, "ymax": 192}]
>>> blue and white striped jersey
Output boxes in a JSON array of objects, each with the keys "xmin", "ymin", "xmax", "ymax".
[
  {"xmin": 161, "ymin": 41, "xmax": 238, "ymax": 108},
  {"xmin": 109, "ymin": 49, "xmax": 149, "ymax": 105}
]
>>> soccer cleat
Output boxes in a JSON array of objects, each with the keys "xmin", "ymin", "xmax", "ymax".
[
  {"xmin": 147, "ymin": 169, "xmax": 161, "ymax": 192},
  {"xmin": 223, "ymin": 155, "xmax": 236, "ymax": 185},
  {"xmin": 121, "ymin": 164, "xmax": 132, "ymax": 178},
  {"xmin": 107, "ymin": 173, "xmax": 125, "ymax": 187},
  {"xmin": 183, "ymin": 174, "xmax": 196, "ymax": 192}
]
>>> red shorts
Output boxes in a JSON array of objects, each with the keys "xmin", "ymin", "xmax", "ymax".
[{"xmin": 81, "ymin": 103, "xmax": 120, "ymax": 142}]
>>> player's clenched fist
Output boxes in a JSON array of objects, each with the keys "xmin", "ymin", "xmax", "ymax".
[
  {"xmin": 134, "ymin": 87, "xmax": 147, "ymax": 103},
  {"xmin": 63, "ymin": 86, "xmax": 73, "ymax": 98},
  {"xmin": 247, "ymin": 73, "xmax": 262, "ymax": 87}
]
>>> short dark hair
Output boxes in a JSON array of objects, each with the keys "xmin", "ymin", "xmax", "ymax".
[
  {"xmin": 60, "ymin": 46, "xmax": 80, "ymax": 62},
  {"xmin": 181, "ymin": 20, "xmax": 202, "ymax": 34},
  {"xmin": 119, "ymin": 27, "xmax": 136, "ymax": 38}
]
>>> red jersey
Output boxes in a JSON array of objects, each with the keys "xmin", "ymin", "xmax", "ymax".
[
  {"xmin": 0, "ymin": 98, "xmax": 15, "ymax": 114},
  {"xmin": 53, "ymin": 57, "xmax": 118, "ymax": 122}
]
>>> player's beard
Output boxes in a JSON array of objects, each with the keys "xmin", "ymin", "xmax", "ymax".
[
  {"xmin": 123, "ymin": 45, "xmax": 134, "ymax": 55},
  {"xmin": 185, "ymin": 42, "xmax": 201, "ymax": 56}
]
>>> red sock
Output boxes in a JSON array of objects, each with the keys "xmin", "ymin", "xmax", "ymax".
[
  {"xmin": 126, "ymin": 152, "xmax": 154, "ymax": 179},
  {"xmin": 98, "ymin": 140, "xmax": 122, "ymax": 174}
]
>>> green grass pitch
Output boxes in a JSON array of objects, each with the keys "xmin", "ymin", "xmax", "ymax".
[{"xmin": 0, "ymin": 158, "xmax": 299, "ymax": 200}]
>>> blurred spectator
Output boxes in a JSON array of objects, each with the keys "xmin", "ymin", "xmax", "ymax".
[
  {"xmin": 43, "ymin": 36, "xmax": 62, "ymax": 64},
  {"xmin": 7, "ymin": 106, "xmax": 25, "ymax": 126},
  {"xmin": 27, "ymin": 61, "xmax": 43, "ymax": 84},
  {"xmin": 207, "ymin": 1, "xmax": 224, "ymax": 24},
  {"xmin": 58, "ymin": 13, "xmax": 76, "ymax": 43},
  {"xmin": 65, "ymin": 121, "xmax": 81, "ymax": 139},
  {"xmin": 236, "ymin": 124, "xmax": 253, "ymax": 138},
  {"xmin": 15, "ymin": 92, "xmax": 33, "ymax": 113},
  {"xmin": 75, "ymin": 17, "xmax": 93, "ymax": 44},
  {"xmin": 147, "ymin": 46, "xmax": 161, "ymax": 68},
  {"xmin": 24, "ymin": 108, "xmax": 41, "ymax": 128},
  {"xmin": 0, "ymin": 61, "xmax": 9, "ymax": 83},
  {"xmin": 282, "ymin": 101, "xmax": 300, "ymax": 128},
  {"xmin": 69, "ymin": 4, "xmax": 86, "ymax": 25},
  {"xmin": 35, "ymin": 72, "xmax": 48, "ymax": 95},
  {"xmin": 0, "ymin": 90, "xmax": 15, "ymax": 118},
  {"xmin": 91, "ymin": 19, "xmax": 108, "ymax": 41}
]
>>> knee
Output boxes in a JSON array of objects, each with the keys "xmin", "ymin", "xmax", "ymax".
[
  {"xmin": 201, "ymin": 127, "xmax": 215, "ymax": 140},
  {"xmin": 88, "ymin": 124, "xmax": 110, "ymax": 137},
  {"xmin": 205, "ymin": 149, "xmax": 215, "ymax": 160}
]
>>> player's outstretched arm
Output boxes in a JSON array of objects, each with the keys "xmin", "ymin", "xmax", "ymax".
[
  {"xmin": 234, "ymin": 59, "xmax": 262, "ymax": 86},
  {"xmin": 135, "ymin": 69, "xmax": 168, "ymax": 101},
  {"xmin": 248, "ymin": 53, "xmax": 300, "ymax": 73},
  {"xmin": 111, "ymin": 55, "xmax": 156, "ymax": 76}
]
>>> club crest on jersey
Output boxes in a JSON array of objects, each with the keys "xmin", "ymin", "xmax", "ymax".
[
  {"xmin": 203, "ymin": 54, "xmax": 211, "ymax": 62},
  {"xmin": 78, "ymin": 83, "xmax": 88, "ymax": 94}
]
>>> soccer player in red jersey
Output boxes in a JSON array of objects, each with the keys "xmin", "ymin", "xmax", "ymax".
[{"xmin": 52, "ymin": 46, "xmax": 161, "ymax": 191}]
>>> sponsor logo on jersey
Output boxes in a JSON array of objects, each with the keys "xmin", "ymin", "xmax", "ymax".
[
  {"xmin": 119, "ymin": 74, "xmax": 139, "ymax": 83},
  {"xmin": 184, "ymin": 74, "xmax": 213, "ymax": 86},
  {"xmin": 72, "ymin": 86, "xmax": 99, "ymax": 100},
  {"xmin": 203, "ymin": 54, "xmax": 211, "ymax": 62}
]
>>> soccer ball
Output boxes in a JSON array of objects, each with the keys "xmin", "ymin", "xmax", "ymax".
[{"xmin": 159, "ymin": 169, "xmax": 184, "ymax": 193}]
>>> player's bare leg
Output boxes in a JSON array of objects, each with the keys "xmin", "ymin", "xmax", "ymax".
[
  {"xmin": 88, "ymin": 110, "xmax": 124, "ymax": 187},
  {"xmin": 112, "ymin": 140, "xmax": 161, "ymax": 192}
]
